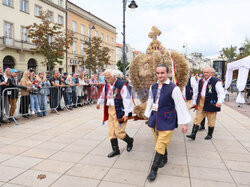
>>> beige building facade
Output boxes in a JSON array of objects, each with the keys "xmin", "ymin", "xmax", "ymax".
[
  {"xmin": 67, "ymin": 1, "xmax": 116, "ymax": 74},
  {"xmin": 0, "ymin": 0, "xmax": 67, "ymax": 73}
]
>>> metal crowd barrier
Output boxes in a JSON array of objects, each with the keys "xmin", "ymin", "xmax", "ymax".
[
  {"xmin": 1, "ymin": 86, "xmax": 60, "ymax": 125},
  {"xmin": 0, "ymin": 84, "xmax": 102, "ymax": 125}
]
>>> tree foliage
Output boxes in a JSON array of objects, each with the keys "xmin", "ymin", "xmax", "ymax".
[
  {"xmin": 116, "ymin": 60, "xmax": 129, "ymax": 73},
  {"xmin": 84, "ymin": 37, "xmax": 110, "ymax": 73},
  {"xmin": 221, "ymin": 46, "xmax": 237, "ymax": 61},
  {"xmin": 27, "ymin": 11, "xmax": 73, "ymax": 69},
  {"xmin": 241, "ymin": 38, "xmax": 250, "ymax": 56}
]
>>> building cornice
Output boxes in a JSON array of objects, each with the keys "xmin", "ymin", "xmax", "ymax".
[
  {"xmin": 67, "ymin": 1, "xmax": 116, "ymax": 34},
  {"xmin": 40, "ymin": 0, "xmax": 67, "ymax": 13}
]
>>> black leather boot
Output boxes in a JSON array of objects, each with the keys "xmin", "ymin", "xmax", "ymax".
[
  {"xmin": 159, "ymin": 149, "xmax": 168, "ymax": 168},
  {"xmin": 205, "ymin": 127, "xmax": 214, "ymax": 140},
  {"xmin": 198, "ymin": 118, "xmax": 205, "ymax": 131},
  {"xmin": 147, "ymin": 152, "xmax": 163, "ymax": 181},
  {"xmin": 123, "ymin": 134, "xmax": 134, "ymax": 152},
  {"xmin": 107, "ymin": 139, "xmax": 120, "ymax": 158},
  {"xmin": 186, "ymin": 124, "xmax": 199, "ymax": 140}
]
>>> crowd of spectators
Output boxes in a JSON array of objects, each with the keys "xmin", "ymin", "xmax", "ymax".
[{"xmin": 0, "ymin": 68, "xmax": 106, "ymax": 126}]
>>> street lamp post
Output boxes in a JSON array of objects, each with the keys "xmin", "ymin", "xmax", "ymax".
[
  {"xmin": 239, "ymin": 47, "xmax": 245, "ymax": 56},
  {"xmin": 88, "ymin": 25, "xmax": 95, "ymax": 77},
  {"xmin": 122, "ymin": 0, "xmax": 138, "ymax": 78}
]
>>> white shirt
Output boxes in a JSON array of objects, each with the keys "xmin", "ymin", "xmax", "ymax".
[
  {"xmin": 192, "ymin": 76, "xmax": 225, "ymax": 105},
  {"xmin": 97, "ymin": 79, "xmax": 133, "ymax": 116},
  {"xmin": 144, "ymin": 79, "xmax": 191, "ymax": 125}
]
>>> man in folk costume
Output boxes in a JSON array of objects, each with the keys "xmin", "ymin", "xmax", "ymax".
[
  {"xmin": 186, "ymin": 67, "xmax": 225, "ymax": 140},
  {"xmin": 144, "ymin": 64, "xmax": 191, "ymax": 181},
  {"xmin": 184, "ymin": 75, "xmax": 197, "ymax": 108},
  {"xmin": 198, "ymin": 67, "xmax": 215, "ymax": 131},
  {"xmin": 184, "ymin": 75, "xmax": 206, "ymax": 131},
  {"xmin": 96, "ymin": 69, "xmax": 134, "ymax": 158}
]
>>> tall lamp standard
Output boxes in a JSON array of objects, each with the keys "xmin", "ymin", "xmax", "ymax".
[
  {"xmin": 87, "ymin": 25, "xmax": 95, "ymax": 77},
  {"xmin": 239, "ymin": 47, "xmax": 245, "ymax": 56},
  {"xmin": 122, "ymin": 0, "xmax": 138, "ymax": 78}
]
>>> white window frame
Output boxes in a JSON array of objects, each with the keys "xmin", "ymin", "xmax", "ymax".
[
  {"xmin": 72, "ymin": 20, "xmax": 77, "ymax": 32},
  {"xmin": 21, "ymin": 26, "xmax": 28, "ymax": 42},
  {"xmin": 111, "ymin": 37, "xmax": 114, "ymax": 46},
  {"xmin": 81, "ymin": 43, "xmax": 84, "ymax": 56},
  {"xmin": 20, "ymin": 0, "xmax": 29, "ymax": 13},
  {"xmin": 106, "ymin": 35, "xmax": 109, "ymax": 44},
  {"xmin": 95, "ymin": 30, "xmax": 98, "ymax": 37},
  {"xmin": 58, "ymin": 15, "xmax": 63, "ymax": 25},
  {"xmin": 101, "ymin": 33, "xmax": 104, "ymax": 41},
  {"xmin": 48, "ymin": 35, "xmax": 52, "ymax": 44},
  {"xmin": 88, "ymin": 28, "xmax": 91, "ymax": 38},
  {"xmin": 111, "ymin": 51, "xmax": 113, "ymax": 61},
  {"xmin": 80, "ymin": 24, "xmax": 85, "ymax": 35},
  {"xmin": 47, "ymin": 10, "xmax": 54, "ymax": 22},
  {"xmin": 58, "ymin": 0, "xmax": 63, "ymax": 7},
  {"xmin": 34, "ymin": 5, "xmax": 42, "ymax": 17},
  {"xmin": 72, "ymin": 41, "xmax": 77, "ymax": 55},
  {"xmin": 3, "ymin": 0, "xmax": 13, "ymax": 7},
  {"xmin": 4, "ymin": 22, "xmax": 13, "ymax": 45}
]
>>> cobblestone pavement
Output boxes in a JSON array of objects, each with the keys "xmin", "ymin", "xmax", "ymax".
[
  {"xmin": 0, "ymin": 104, "xmax": 249, "ymax": 187},
  {"xmin": 224, "ymin": 92, "xmax": 250, "ymax": 118}
]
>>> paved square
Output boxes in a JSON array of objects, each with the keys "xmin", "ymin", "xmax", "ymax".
[{"xmin": 0, "ymin": 104, "xmax": 249, "ymax": 187}]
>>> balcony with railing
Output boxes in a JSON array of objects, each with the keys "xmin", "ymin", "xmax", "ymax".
[{"xmin": 0, "ymin": 37, "xmax": 36, "ymax": 51}]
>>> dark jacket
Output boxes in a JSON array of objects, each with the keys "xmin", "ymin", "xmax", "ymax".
[
  {"xmin": 0, "ymin": 75, "xmax": 5, "ymax": 95},
  {"xmin": 7, "ymin": 76, "xmax": 27, "ymax": 99},
  {"xmin": 196, "ymin": 77, "xmax": 220, "ymax": 112}
]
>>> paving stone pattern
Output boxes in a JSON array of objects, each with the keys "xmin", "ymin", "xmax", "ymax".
[{"xmin": 0, "ymin": 104, "xmax": 249, "ymax": 187}]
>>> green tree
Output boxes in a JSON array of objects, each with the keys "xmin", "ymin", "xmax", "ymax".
[
  {"xmin": 241, "ymin": 38, "xmax": 250, "ymax": 56},
  {"xmin": 221, "ymin": 46, "xmax": 237, "ymax": 61},
  {"xmin": 84, "ymin": 37, "xmax": 110, "ymax": 73},
  {"xmin": 116, "ymin": 59, "xmax": 129, "ymax": 73},
  {"xmin": 27, "ymin": 11, "xmax": 73, "ymax": 70}
]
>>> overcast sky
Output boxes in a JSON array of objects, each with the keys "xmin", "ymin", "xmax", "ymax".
[{"xmin": 70, "ymin": 0, "xmax": 250, "ymax": 57}]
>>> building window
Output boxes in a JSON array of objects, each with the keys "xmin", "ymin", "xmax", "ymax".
[
  {"xmin": 81, "ymin": 43, "xmax": 84, "ymax": 56},
  {"xmin": 4, "ymin": 22, "xmax": 13, "ymax": 45},
  {"xmin": 58, "ymin": 15, "xmax": 63, "ymax": 25},
  {"xmin": 72, "ymin": 20, "xmax": 77, "ymax": 32},
  {"xmin": 34, "ymin": 5, "xmax": 41, "ymax": 16},
  {"xmin": 111, "ymin": 37, "xmax": 114, "ymax": 46},
  {"xmin": 106, "ymin": 35, "xmax": 109, "ymax": 44},
  {"xmin": 48, "ymin": 35, "xmax": 52, "ymax": 44},
  {"xmin": 101, "ymin": 33, "xmax": 104, "ymax": 41},
  {"xmin": 58, "ymin": 0, "xmax": 63, "ymax": 7},
  {"xmin": 21, "ymin": 27, "xmax": 28, "ymax": 42},
  {"xmin": 3, "ymin": 0, "xmax": 13, "ymax": 7},
  {"xmin": 95, "ymin": 30, "xmax": 98, "ymax": 37},
  {"xmin": 20, "ymin": 0, "xmax": 29, "ymax": 13},
  {"xmin": 72, "ymin": 41, "xmax": 77, "ymax": 55},
  {"xmin": 88, "ymin": 28, "xmax": 91, "ymax": 38},
  {"xmin": 111, "ymin": 51, "xmax": 113, "ymax": 61},
  {"xmin": 48, "ymin": 10, "xmax": 54, "ymax": 22},
  {"xmin": 80, "ymin": 24, "xmax": 85, "ymax": 35}
]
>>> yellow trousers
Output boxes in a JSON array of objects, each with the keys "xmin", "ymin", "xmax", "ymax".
[
  {"xmin": 193, "ymin": 97, "xmax": 217, "ymax": 127},
  {"xmin": 152, "ymin": 129, "xmax": 173, "ymax": 155},
  {"xmin": 108, "ymin": 106, "xmax": 127, "ymax": 140}
]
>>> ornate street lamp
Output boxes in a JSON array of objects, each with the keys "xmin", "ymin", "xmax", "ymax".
[
  {"xmin": 88, "ymin": 25, "xmax": 95, "ymax": 77},
  {"xmin": 219, "ymin": 50, "xmax": 224, "ymax": 59},
  {"xmin": 239, "ymin": 47, "xmax": 245, "ymax": 56},
  {"xmin": 122, "ymin": 0, "xmax": 138, "ymax": 78}
]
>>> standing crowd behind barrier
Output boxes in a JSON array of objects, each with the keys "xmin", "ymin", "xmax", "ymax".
[{"xmin": 0, "ymin": 68, "xmax": 106, "ymax": 126}]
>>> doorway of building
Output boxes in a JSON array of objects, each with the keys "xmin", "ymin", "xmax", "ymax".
[
  {"xmin": 27, "ymin": 58, "xmax": 37, "ymax": 72},
  {"xmin": 72, "ymin": 65, "xmax": 76, "ymax": 74},
  {"xmin": 3, "ymin": 55, "xmax": 15, "ymax": 70}
]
